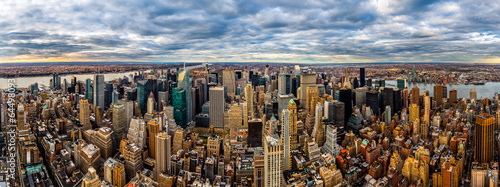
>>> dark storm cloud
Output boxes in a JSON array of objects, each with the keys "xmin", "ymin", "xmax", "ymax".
[{"xmin": 0, "ymin": 0, "xmax": 499, "ymax": 62}]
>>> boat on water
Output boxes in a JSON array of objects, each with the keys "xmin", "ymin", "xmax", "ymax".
[{"xmin": 471, "ymin": 80, "xmax": 486, "ymax": 85}]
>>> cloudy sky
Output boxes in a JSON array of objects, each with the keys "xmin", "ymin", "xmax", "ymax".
[{"xmin": 1, "ymin": 0, "xmax": 499, "ymax": 63}]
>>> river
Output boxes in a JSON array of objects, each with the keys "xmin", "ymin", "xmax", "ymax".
[
  {"xmin": 0, "ymin": 64, "xmax": 205, "ymax": 89},
  {"xmin": 384, "ymin": 80, "xmax": 500, "ymax": 99}
]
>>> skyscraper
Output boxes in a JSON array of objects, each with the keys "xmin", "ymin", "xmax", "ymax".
[
  {"xmin": 339, "ymin": 88, "xmax": 352, "ymax": 126},
  {"xmin": 113, "ymin": 103, "xmax": 126, "ymax": 142},
  {"xmin": 449, "ymin": 89, "xmax": 458, "ymax": 103},
  {"xmin": 366, "ymin": 90, "xmax": 379, "ymax": 116},
  {"xmin": 278, "ymin": 73, "xmax": 287, "ymax": 94},
  {"xmin": 409, "ymin": 104, "xmax": 419, "ymax": 124},
  {"xmin": 434, "ymin": 84, "xmax": 443, "ymax": 107},
  {"xmin": 209, "ymin": 87, "xmax": 225, "ymax": 128},
  {"xmin": 411, "ymin": 87, "xmax": 420, "ymax": 106},
  {"xmin": 288, "ymin": 99, "xmax": 298, "ymax": 150},
  {"xmin": 79, "ymin": 98, "xmax": 91, "ymax": 130},
  {"xmin": 223, "ymin": 68, "xmax": 236, "ymax": 97},
  {"xmin": 154, "ymin": 132, "xmax": 171, "ymax": 180},
  {"xmin": 148, "ymin": 119, "xmax": 159, "ymax": 159},
  {"xmin": 360, "ymin": 68, "xmax": 365, "ymax": 87},
  {"xmin": 475, "ymin": 114, "xmax": 494, "ymax": 164},
  {"xmin": 86, "ymin": 78, "xmax": 93, "ymax": 102},
  {"xmin": 300, "ymin": 73, "xmax": 317, "ymax": 107},
  {"xmin": 423, "ymin": 96, "xmax": 430, "ymax": 125},
  {"xmin": 245, "ymin": 83, "xmax": 254, "ymax": 118},
  {"xmin": 52, "ymin": 72, "xmax": 61, "ymax": 90},
  {"xmin": 178, "ymin": 68, "xmax": 192, "ymax": 123},
  {"xmin": 281, "ymin": 109, "xmax": 291, "ymax": 170},
  {"xmin": 264, "ymin": 134, "xmax": 283, "ymax": 187},
  {"xmin": 172, "ymin": 88, "xmax": 187, "ymax": 127},
  {"xmin": 93, "ymin": 74, "xmax": 105, "ymax": 109}
]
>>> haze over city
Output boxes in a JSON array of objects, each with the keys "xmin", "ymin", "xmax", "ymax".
[{"xmin": 1, "ymin": 0, "xmax": 500, "ymax": 63}]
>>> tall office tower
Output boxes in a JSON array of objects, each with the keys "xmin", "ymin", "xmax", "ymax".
[
  {"xmin": 118, "ymin": 99, "xmax": 134, "ymax": 129},
  {"xmin": 322, "ymin": 125, "xmax": 341, "ymax": 155},
  {"xmin": 80, "ymin": 144, "xmax": 101, "ymax": 173},
  {"xmin": 104, "ymin": 83, "xmax": 114, "ymax": 109},
  {"xmin": 52, "ymin": 72, "xmax": 61, "ymax": 90},
  {"xmin": 423, "ymin": 96, "xmax": 430, "ymax": 125},
  {"xmin": 278, "ymin": 94, "xmax": 293, "ymax": 119},
  {"xmin": 148, "ymin": 119, "xmax": 159, "ymax": 159},
  {"xmin": 86, "ymin": 79, "xmax": 92, "ymax": 101},
  {"xmin": 93, "ymin": 74, "xmax": 105, "ymax": 109},
  {"xmin": 209, "ymin": 86, "xmax": 225, "ymax": 128},
  {"xmin": 158, "ymin": 91, "xmax": 168, "ymax": 110},
  {"xmin": 324, "ymin": 100, "xmax": 334, "ymax": 123},
  {"xmin": 223, "ymin": 68, "xmax": 236, "ymax": 97},
  {"xmin": 137, "ymin": 80, "xmax": 148, "ymax": 114},
  {"xmin": 123, "ymin": 144, "xmax": 143, "ymax": 180},
  {"xmin": 113, "ymin": 103, "xmax": 126, "ymax": 142},
  {"xmin": 94, "ymin": 127, "xmax": 113, "ymax": 159},
  {"xmin": 62, "ymin": 79, "xmax": 68, "ymax": 93},
  {"xmin": 409, "ymin": 104, "xmax": 420, "ymax": 124},
  {"xmin": 288, "ymin": 99, "xmax": 298, "ymax": 150},
  {"xmin": 226, "ymin": 103, "xmax": 243, "ymax": 129},
  {"xmin": 312, "ymin": 103, "xmax": 325, "ymax": 146},
  {"xmin": 245, "ymin": 83, "xmax": 254, "ymax": 118},
  {"xmin": 300, "ymin": 73, "xmax": 317, "ymax": 107},
  {"xmin": 306, "ymin": 86, "xmax": 319, "ymax": 112},
  {"xmin": 264, "ymin": 134, "xmax": 283, "ymax": 187},
  {"xmin": 360, "ymin": 68, "xmax": 365, "ymax": 87},
  {"xmin": 397, "ymin": 79, "xmax": 406, "ymax": 90},
  {"xmin": 82, "ymin": 167, "xmax": 101, "ymax": 187},
  {"xmin": 449, "ymin": 89, "xmax": 458, "ymax": 103},
  {"xmin": 339, "ymin": 88, "xmax": 352, "ymax": 126},
  {"xmin": 172, "ymin": 129, "xmax": 183, "ymax": 155},
  {"xmin": 355, "ymin": 86, "xmax": 368, "ymax": 109},
  {"xmin": 155, "ymin": 132, "xmax": 171, "ymax": 180},
  {"xmin": 71, "ymin": 76, "xmax": 77, "ymax": 93},
  {"xmin": 383, "ymin": 87, "xmax": 394, "ymax": 116},
  {"xmin": 248, "ymin": 118, "xmax": 263, "ymax": 147},
  {"xmin": 475, "ymin": 114, "xmax": 495, "ymax": 164},
  {"xmin": 332, "ymin": 101, "xmax": 345, "ymax": 128},
  {"xmin": 366, "ymin": 90, "xmax": 379, "ymax": 116},
  {"xmin": 393, "ymin": 88, "xmax": 402, "ymax": 114},
  {"xmin": 178, "ymin": 69, "xmax": 192, "ymax": 122},
  {"xmin": 411, "ymin": 87, "xmax": 420, "ymax": 105},
  {"xmin": 384, "ymin": 106, "xmax": 391, "ymax": 125},
  {"xmin": 172, "ymin": 88, "xmax": 187, "ymax": 127},
  {"xmin": 434, "ymin": 84, "xmax": 443, "ymax": 107},
  {"xmin": 79, "ymin": 98, "xmax": 92, "ymax": 130},
  {"xmin": 147, "ymin": 93, "xmax": 155, "ymax": 114},
  {"xmin": 470, "ymin": 89, "xmax": 477, "ymax": 101},
  {"xmin": 127, "ymin": 118, "xmax": 147, "ymax": 149},
  {"xmin": 403, "ymin": 87, "xmax": 409, "ymax": 109},
  {"xmin": 442, "ymin": 85, "xmax": 447, "ymax": 99},
  {"xmin": 281, "ymin": 109, "xmax": 291, "ymax": 170},
  {"xmin": 278, "ymin": 73, "xmax": 287, "ymax": 94}
]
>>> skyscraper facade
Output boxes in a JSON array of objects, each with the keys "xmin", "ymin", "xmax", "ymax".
[
  {"xmin": 360, "ymin": 68, "xmax": 365, "ymax": 87},
  {"xmin": 172, "ymin": 88, "xmax": 187, "ymax": 127},
  {"xmin": 475, "ymin": 114, "xmax": 494, "ymax": 164},
  {"xmin": 154, "ymin": 132, "xmax": 171, "ymax": 180},
  {"xmin": 223, "ymin": 68, "xmax": 236, "ymax": 97},
  {"xmin": 264, "ymin": 134, "xmax": 283, "ymax": 187},
  {"xmin": 245, "ymin": 83, "xmax": 253, "ymax": 118},
  {"xmin": 209, "ymin": 87, "xmax": 225, "ymax": 128},
  {"xmin": 93, "ymin": 74, "xmax": 105, "ymax": 109},
  {"xmin": 300, "ymin": 73, "xmax": 317, "ymax": 107},
  {"xmin": 178, "ymin": 69, "xmax": 192, "ymax": 123},
  {"xmin": 281, "ymin": 109, "xmax": 291, "ymax": 170},
  {"xmin": 79, "ymin": 98, "xmax": 91, "ymax": 130},
  {"xmin": 288, "ymin": 99, "xmax": 298, "ymax": 150},
  {"xmin": 434, "ymin": 84, "xmax": 443, "ymax": 107},
  {"xmin": 113, "ymin": 103, "xmax": 126, "ymax": 142}
]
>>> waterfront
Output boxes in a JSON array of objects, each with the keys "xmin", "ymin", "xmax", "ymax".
[
  {"xmin": 0, "ymin": 64, "xmax": 205, "ymax": 89},
  {"xmin": 384, "ymin": 80, "xmax": 500, "ymax": 99}
]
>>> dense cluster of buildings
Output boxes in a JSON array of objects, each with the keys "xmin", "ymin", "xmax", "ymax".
[{"xmin": 0, "ymin": 63, "xmax": 499, "ymax": 187}]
